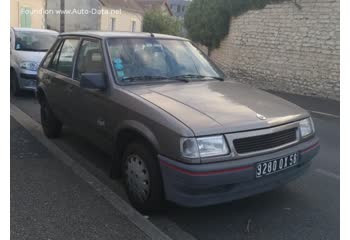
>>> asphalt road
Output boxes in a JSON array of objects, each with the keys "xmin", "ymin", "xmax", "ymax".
[{"xmin": 11, "ymin": 91, "xmax": 340, "ymax": 240}]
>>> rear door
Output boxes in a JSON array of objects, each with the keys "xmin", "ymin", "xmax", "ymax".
[{"xmin": 45, "ymin": 38, "xmax": 80, "ymax": 124}]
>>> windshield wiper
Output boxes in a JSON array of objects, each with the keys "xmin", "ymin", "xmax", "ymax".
[
  {"xmin": 120, "ymin": 74, "xmax": 223, "ymax": 83},
  {"xmin": 17, "ymin": 48, "xmax": 48, "ymax": 52},
  {"xmin": 121, "ymin": 75, "xmax": 189, "ymax": 83},
  {"xmin": 169, "ymin": 74, "xmax": 224, "ymax": 81},
  {"xmin": 121, "ymin": 75, "xmax": 167, "ymax": 82}
]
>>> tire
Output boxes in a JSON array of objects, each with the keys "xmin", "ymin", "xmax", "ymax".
[
  {"xmin": 122, "ymin": 141, "xmax": 164, "ymax": 213},
  {"xmin": 40, "ymin": 99, "xmax": 62, "ymax": 138},
  {"xmin": 10, "ymin": 70, "xmax": 22, "ymax": 96}
]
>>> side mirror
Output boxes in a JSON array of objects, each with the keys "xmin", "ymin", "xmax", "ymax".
[{"xmin": 80, "ymin": 73, "xmax": 106, "ymax": 90}]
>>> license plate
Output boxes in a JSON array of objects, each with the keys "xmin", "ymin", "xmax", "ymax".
[{"xmin": 256, "ymin": 152, "xmax": 298, "ymax": 178}]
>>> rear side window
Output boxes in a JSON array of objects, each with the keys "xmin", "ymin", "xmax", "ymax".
[
  {"xmin": 48, "ymin": 39, "xmax": 79, "ymax": 77},
  {"xmin": 49, "ymin": 41, "xmax": 63, "ymax": 69},
  {"xmin": 42, "ymin": 40, "xmax": 60, "ymax": 68},
  {"xmin": 74, "ymin": 39, "xmax": 105, "ymax": 81}
]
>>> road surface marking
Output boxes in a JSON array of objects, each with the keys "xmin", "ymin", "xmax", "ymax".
[
  {"xmin": 314, "ymin": 168, "xmax": 340, "ymax": 180},
  {"xmin": 310, "ymin": 111, "xmax": 340, "ymax": 119},
  {"xmin": 10, "ymin": 103, "xmax": 178, "ymax": 240}
]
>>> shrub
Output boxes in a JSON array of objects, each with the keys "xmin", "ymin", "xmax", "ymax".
[
  {"xmin": 185, "ymin": 0, "xmax": 288, "ymax": 55},
  {"xmin": 142, "ymin": 10, "xmax": 182, "ymax": 36}
]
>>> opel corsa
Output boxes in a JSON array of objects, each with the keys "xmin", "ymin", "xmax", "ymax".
[{"xmin": 37, "ymin": 32, "xmax": 320, "ymax": 212}]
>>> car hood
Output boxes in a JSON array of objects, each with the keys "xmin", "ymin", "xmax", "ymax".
[
  {"xmin": 126, "ymin": 81, "xmax": 309, "ymax": 136},
  {"xmin": 14, "ymin": 51, "xmax": 46, "ymax": 64}
]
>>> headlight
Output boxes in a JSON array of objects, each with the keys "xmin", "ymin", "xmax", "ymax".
[
  {"xmin": 180, "ymin": 135, "xmax": 230, "ymax": 159},
  {"xmin": 299, "ymin": 117, "xmax": 315, "ymax": 138},
  {"xmin": 20, "ymin": 62, "xmax": 39, "ymax": 71}
]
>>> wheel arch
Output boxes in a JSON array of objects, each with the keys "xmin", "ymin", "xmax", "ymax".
[{"xmin": 111, "ymin": 120, "xmax": 160, "ymax": 178}]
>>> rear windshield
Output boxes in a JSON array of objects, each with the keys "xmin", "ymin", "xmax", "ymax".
[
  {"xmin": 106, "ymin": 38, "xmax": 224, "ymax": 84},
  {"xmin": 14, "ymin": 31, "xmax": 57, "ymax": 52}
]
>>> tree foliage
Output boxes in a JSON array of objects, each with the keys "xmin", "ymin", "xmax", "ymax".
[
  {"xmin": 185, "ymin": 0, "xmax": 287, "ymax": 55},
  {"xmin": 142, "ymin": 10, "xmax": 182, "ymax": 36}
]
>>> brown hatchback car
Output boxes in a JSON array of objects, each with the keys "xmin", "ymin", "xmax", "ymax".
[{"xmin": 37, "ymin": 32, "xmax": 320, "ymax": 212}]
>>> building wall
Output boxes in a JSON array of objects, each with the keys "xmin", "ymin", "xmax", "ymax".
[
  {"xmin": 100, "ymin": 7, "xmax": 142, "ymax": 32},
  {"xmin": 11, "ymin": 0, "xmax": 45, "ymax": 28},
  {"xmin": 160, "ymin": 4, "xmax": 171, "ymax": 16},
  {"xmin": 46, "ymin": 0, "xmax": 142, "ymax": 32},
  {"xmin": 64, "ymin": 0, "xmax": 101, "ymax": 31},
  {"xmin": 210, "ymin": 0, "xmax": 340, "ymax": 100},
  {"xmin": 168, "ymin": 0, "xmax": 190, "ymax": 20},
  {"xmin": 46, "ymin": 0, "xmax": 101, "ymax": 32}
]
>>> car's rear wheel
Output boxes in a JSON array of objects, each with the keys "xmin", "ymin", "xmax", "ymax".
[
  {"xmin": 122, "ymin": 141, "xmax": 164, "ymax": 213},
  {"xmin": 40, "ymin": 99, "xmax": 62, "ymax": 138},
  {"xmin": 10, "ymin": 70, "xmax": 22, "ymax": 96}
]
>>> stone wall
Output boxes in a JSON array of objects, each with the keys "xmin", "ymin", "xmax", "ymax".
[{"xmin": 210, "ymin": 0, "xmax": 339, "ymax": 100}]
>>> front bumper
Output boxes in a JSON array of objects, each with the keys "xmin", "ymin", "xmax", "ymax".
[{"xmin": 159, "ymin": 136, "xmax": 320, "ymax": 207}]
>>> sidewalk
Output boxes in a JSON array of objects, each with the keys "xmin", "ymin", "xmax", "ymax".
[{"xmin": 10, "ymin": 117, "xmax": 150, "ymax": 240}]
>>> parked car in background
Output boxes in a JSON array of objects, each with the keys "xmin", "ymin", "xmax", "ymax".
[
  {"xmin": 37, "ymin": 32, "xmax": 320, "ymax": 213},
  {"xmin": 10, "ymin": 28, "xmax": 58, "ymax": 96}
]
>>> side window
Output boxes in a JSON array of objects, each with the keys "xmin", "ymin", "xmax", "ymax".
[
  {"xmin": 48, "ymin": 40, "xmax": 63, "ymax": 70},
  {"xmin": 55, "ymin": 39, "xmax": 79, "ymax": 77},
  {"xmin": 42, "ymin": 40, "xmax": 60, "ymax": 68},
  {"xmin": 74, "ymin": 39, "xmax": 105, "ymax": 81}
]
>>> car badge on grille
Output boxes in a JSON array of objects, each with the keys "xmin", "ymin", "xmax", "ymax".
[{"xmin": 256, "ymin": 113, "xmax": 267, "ymax": 120}]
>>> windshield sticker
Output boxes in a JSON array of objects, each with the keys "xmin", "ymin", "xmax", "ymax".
[
  {"xmin": 113, "ymin": 58, "xmax": 124, "ymax": 70},
  {"xmin": 16, "ymin": 44, "xmax": 20, "ymax": 50},
  {"xmin": 115, "ymin": 63, "xmax": 123, "ymax": 70},
  {"xmin": 114, "ymin": 58, "xmax": 122, "ymax": 64},
  {"xmin": 117, "ymin": 71, "xmax": 125, "ymax": 79}
]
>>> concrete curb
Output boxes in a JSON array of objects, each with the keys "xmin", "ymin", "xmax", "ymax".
[{"xmin": 11, "ymin": 103, "xmax": 173, "ymax": 240}]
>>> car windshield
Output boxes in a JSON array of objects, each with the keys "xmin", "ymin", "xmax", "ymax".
[
  {"xmin": 107, "ymin": 38, "xmax": 224, "ymax": 83},
  {"xmin": 14, "ymin": 31, "xmax": 57, "ymax": 52}
]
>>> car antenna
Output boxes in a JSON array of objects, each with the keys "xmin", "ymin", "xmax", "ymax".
[{"xmin": 149, "ymin": 32, "xmax": 155, "ymax": 37}]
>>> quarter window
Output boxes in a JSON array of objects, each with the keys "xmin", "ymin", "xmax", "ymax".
[
  {"xmin": 42, "ymin": 40, "xmax": 60, "ymax": 68},
  {"xmin": 74, "ymin": 40, "xmax": 105, "ymax": 81},
  {"xmin": 53, "ymin": 39, "xmax": 79, "ymax": 77},
  {"xmin": 48, "ymin": 40, "xmax": 64, "ymax": 70}
]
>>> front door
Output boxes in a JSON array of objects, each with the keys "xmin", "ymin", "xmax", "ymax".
[{"xmin": 70, "ymin": 38, "xmax": 114, "ymax": 152}]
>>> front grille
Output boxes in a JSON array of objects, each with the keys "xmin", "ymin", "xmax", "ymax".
[{"xmin": 233, "ymin": 127, "xmax": 297, "ymax": 154}]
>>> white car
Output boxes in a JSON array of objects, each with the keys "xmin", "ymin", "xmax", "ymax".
[{"xmin": 10, "ymin": 28, "xmax": 58, "ymax": 96}]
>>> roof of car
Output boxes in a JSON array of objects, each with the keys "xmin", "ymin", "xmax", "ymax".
[
  {"xmin": 12, "ymin": 27, "xmax": 58, "ymax": 34},
  {"xmin": 59, "ymin": 31, "xmax": 188, "ymax": 41}
]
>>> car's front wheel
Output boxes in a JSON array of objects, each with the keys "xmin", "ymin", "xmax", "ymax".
[
  {"xmin": 122, "ymin": 141, "xmax": 164, "ymax": 213},
  {"xmin": 40, "ymin": 99, "xmax": 62, "ymax": 138}
]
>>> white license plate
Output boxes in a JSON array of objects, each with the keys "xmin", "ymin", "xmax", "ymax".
[{"xmin": 256, "ymin": 152, "xmax": 298, "ymax": 178}]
